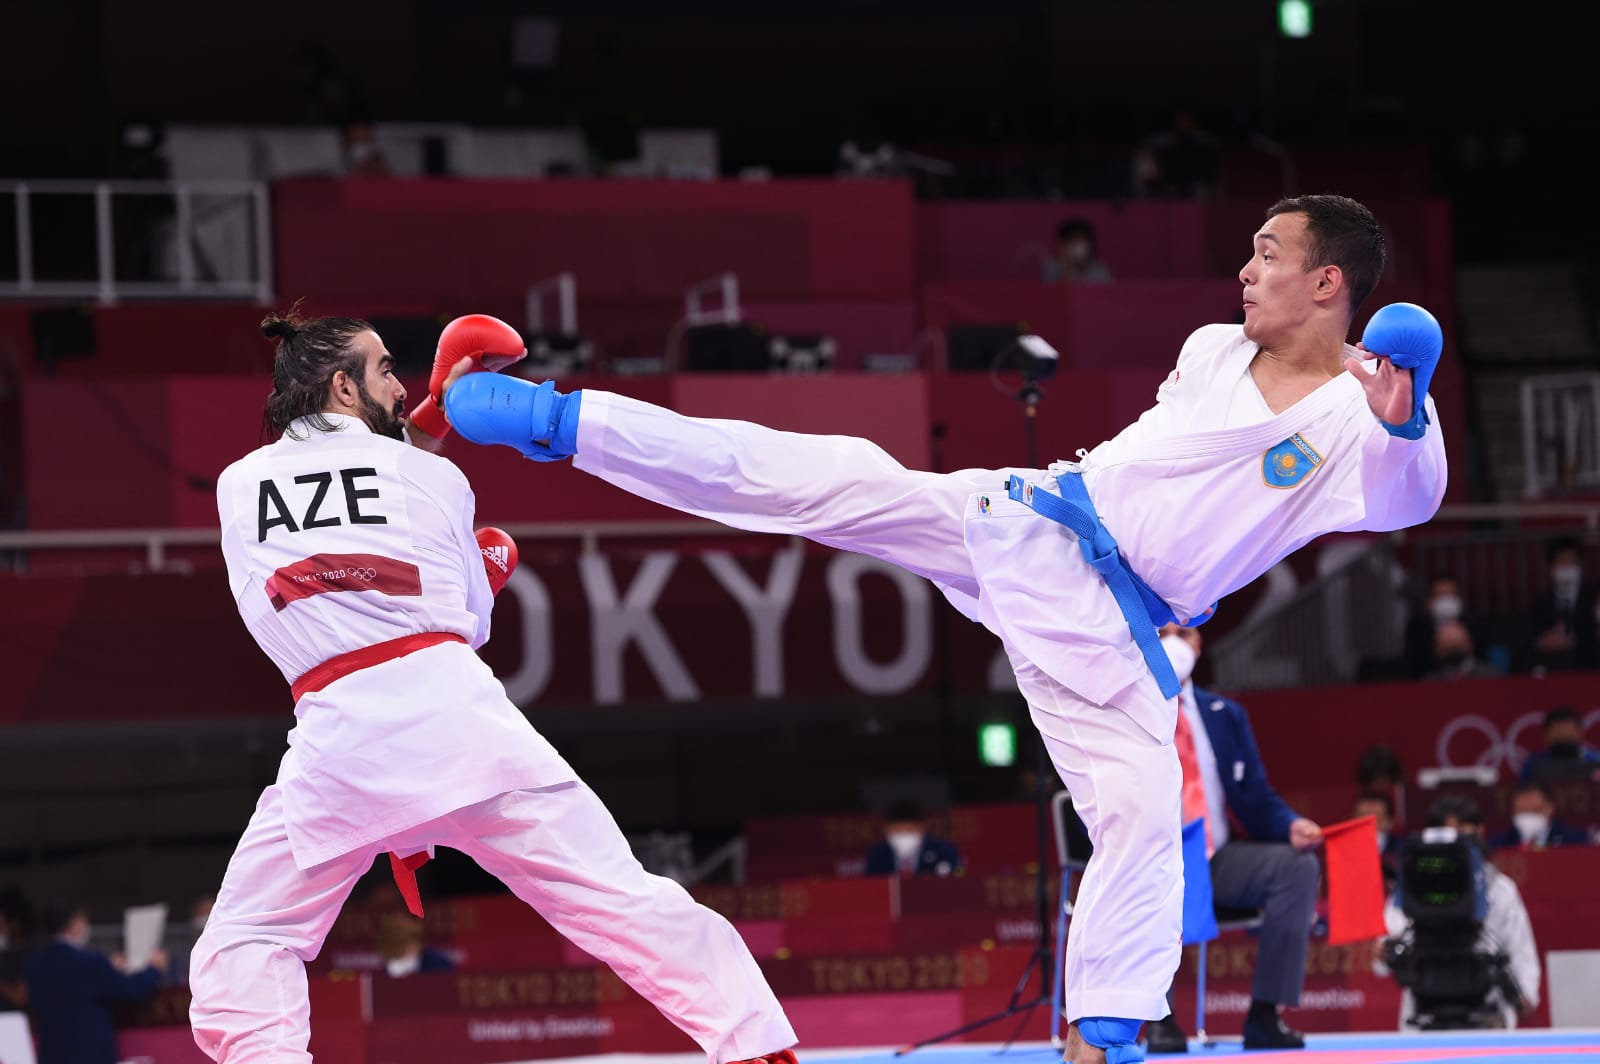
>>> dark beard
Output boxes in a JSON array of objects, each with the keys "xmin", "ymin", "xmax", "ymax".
[{"xmin": 356, "ymin": 381, "xmax": 406, "ymax": 441}]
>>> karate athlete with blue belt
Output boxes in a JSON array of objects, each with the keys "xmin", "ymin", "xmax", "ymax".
[{"xmin": 443, "ymin": 194, "xmax": 1448, "ymax": 1064}]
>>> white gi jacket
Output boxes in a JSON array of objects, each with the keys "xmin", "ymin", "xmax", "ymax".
[
  {"xmin": 217, "ymin": 415, "xmax": 575, "ymax": 868},
  {"xmin": 573, "ymin": 324, "xmax": 1446, "ymax": 743}
]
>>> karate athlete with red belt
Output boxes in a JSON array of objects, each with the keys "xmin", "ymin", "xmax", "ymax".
[
  {"xmin": 191, "ymin": 308, "xmax": 797, "ymax": 1064},
  {"xmin": 444, "ymin": 196, "xmax": 1449, "ymax": 1063}
]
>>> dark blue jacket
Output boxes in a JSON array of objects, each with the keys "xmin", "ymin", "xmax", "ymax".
[
  {"xmin": 1190, "ymin": 686, "xmax": 1300, "ymax": 844},
  {"xmin": 23, "ymin": 940, "xmax": 162, "ymax": 1064},
  {"xmin": 1518, "ymin": 746, "xmax": 1600, "ymax": 785},
  {"xmin": 1487, "ymin": 819, "xmax": 1590, "ymax": 851},
  {"xmin": 864, "ymin": 835, "xmax": 965, "ymax": 876}
]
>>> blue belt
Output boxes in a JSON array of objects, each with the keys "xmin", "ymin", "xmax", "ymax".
[{"xmin": 1006, "ymin": 470, "xmax": 1185, "ymax": 699}]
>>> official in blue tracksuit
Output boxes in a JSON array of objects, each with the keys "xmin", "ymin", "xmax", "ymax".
[
  {"xmin": 1144, "ymin": 625, "xmax": 1322, "ymax": 1054},
  {"xmin": 23, "ymin": 901, "xmax": 166, "ymax": 1064}
]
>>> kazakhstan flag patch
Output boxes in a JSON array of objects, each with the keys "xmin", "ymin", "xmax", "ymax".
[{"xmin": 1262, "ymin": 433, "xmax": 1324, "ymax": 489}]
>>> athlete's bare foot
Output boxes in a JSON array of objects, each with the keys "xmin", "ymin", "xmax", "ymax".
[{"xmin": 1064, "ymin": 1023, "xmax": 1107, "ymax": 1064}]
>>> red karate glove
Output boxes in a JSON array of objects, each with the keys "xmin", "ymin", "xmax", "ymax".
[
  {"xmin": 476, "ymin": 527, "xmax": 519, "ymax": 596},
  {"xmin": 408, "ymin": 314, "xmax": 528, "ymax": 440}
]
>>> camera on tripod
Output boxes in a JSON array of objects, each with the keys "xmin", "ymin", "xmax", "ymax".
[{"xmin": 1382, "ymin": 826, "xmax": 1526, "ymax": 1029}]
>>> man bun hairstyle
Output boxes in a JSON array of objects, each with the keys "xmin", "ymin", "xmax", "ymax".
[{"xmin": 260, "ymin": 300, "xmax": 375, "ymax": 440}]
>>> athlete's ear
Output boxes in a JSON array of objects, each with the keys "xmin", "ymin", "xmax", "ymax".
[{"xmin": 1313, "ymin": 263, "xmax": 1344, "ymax": 304}]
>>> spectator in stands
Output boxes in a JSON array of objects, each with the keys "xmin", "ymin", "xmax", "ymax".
[
  {"xmin": 1353, "ymin": 791, "xmax": 1404, "ymax": 887},
  {"xmin": 1356, "ymin": 743, "xmax": 1405, "ymax": 793},
  {"xmin": 1404, "ymin": 574, "xmax": 1494, "ymax": 678},
  {"xmin": 0, "ymin": 885, "xmax": 31, "ymax": 1012},
  {"xmin": 1132, "ymin": 108, "xmax": 1221, "ymax": 199},
  {"xmin": 341, "ymin": 122, "xmax": 390, "ymax": 177},
  {"xmin": 1042, "ymin": 217, "xmax": 1114, "ymax": 285},
  {"xmin": 23, "ymin": 899, "xmax": 167, "ymax": 1064},
  {"xmin": 1386, "ymin": 795, "xmax": 1539, "ymax": 1028},
  {"xmin": 1519, "ymin": 705, "xmax": 1600, "ymax": 786},
  {"xmin": 373, "ymin": 911, "xmax": 453, "ymax": 978},
  {"xmin": 1424, "ymin": 620, "xmax": 1504, "ymax": 680},
  {"xmin": 1144, "ymin": 624, "xmax": 1321, "ymax": 1053},
  {"xmin": 1488, "ymin": 780, "xmax": 1588, "ymax": 850},
  {"xmin": 863, "ymin": 798, "xmax": 964, "ymax": 877},
  {"xmin": 1522, "ymin": 537, "xmax": 1599, "ymax": 673}
]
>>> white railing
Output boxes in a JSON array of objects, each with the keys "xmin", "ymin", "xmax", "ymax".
[
  {"xmin": 525, "ymin": 271, "xmax": 578, "ymax": 336},
  {"xmin": 685, "ymin": 271, "xmax": 741, "ymax": 326},
  {"xmin": 1521, "ymin": 372, "xmax": 1600, "ymax": 499},
  {"xmin": 6, "ymin": 503, "xmax": 1600, "ymax": 577},
  {"xmin": 0, "ymin": 179, "xmax": 272, "ymax": 304}
]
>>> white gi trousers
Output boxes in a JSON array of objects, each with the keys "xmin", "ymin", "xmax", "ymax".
[
  {"xmin": 1014, "ymin": 659, "xmax": 1183, "ymax": 1021},
  {"xmin": 572, "ymin": 391, "xmax": 1186, "ymax": 1024},
  {"xmin": 190, "ymin": 783, "xmax": 794, "ymax": 1064}
]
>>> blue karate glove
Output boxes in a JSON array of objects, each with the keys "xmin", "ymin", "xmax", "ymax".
[
  {"xmin": 443, "ymin": 372, "xmax": 582, "ymax": 462},
  {"xmin": 1361, "ymin": 302, "xmax": 1443, "ymax": 441}
]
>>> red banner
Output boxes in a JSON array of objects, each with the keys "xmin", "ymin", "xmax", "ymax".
[{"xmin": 125, "ymin": 847, "xmax": 1600, "ymax": 1057}]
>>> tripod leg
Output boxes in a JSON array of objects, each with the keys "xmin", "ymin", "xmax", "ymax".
[{"xmin": 1051, "ymin": 866, "xmax": 1071, "ymax": 1047}]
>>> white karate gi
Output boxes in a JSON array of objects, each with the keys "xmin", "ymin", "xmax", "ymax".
[
  {"xmin": 569, "ymin": 324, "xmax": 1447, "ymax": 1021},
  {"xmin": 193, "ymin": 414, "xmax": 794, "ymax": 1063}
]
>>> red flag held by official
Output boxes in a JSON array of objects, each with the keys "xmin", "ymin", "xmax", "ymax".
[{"xmin": 1322, "ymin": 815, "xmax": 1387, "ymax": 945}]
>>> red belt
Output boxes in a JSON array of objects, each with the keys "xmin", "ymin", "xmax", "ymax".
[
  {"xmin": 290, "ymin": 631, "xmax": 467, "ymax": 918},
  {"xmin": 290, "ymin": 631, "xmax": 465, "ymax": 703}
]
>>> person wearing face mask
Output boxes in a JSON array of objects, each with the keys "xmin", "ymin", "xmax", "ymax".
[
  {"xmin": 1518, "ymin": 705, "xmax": 1600, "ymax": 787},
  {"xmin": 1403, "ymin": 575, "xmax": 1492, "ymax": 679},
  {"xmin": 1141, "ymin": 625, "xmax": 1323, "ymax": 1054},
  {"xmin": 1044, "ymin": 217, "xmax": 1115, "ymax": 285},
  {"xmin": 1423, "ymin": 621, "xmax": 1504, "ymax": 681},
  {"xmin": 1488, "ymin": 781, "xmax": 1589, "ymax": 851},
  {"xmin": 1525, "ymin": 538, "xmax": 1599, "ymax": 673},
  {"xmin": 23, "ymin": 900, "xmax": 167, "ymax": 1064},
  {"xmin": 863, "ymin": 798, "xmax": 964, "ymax": 878}
]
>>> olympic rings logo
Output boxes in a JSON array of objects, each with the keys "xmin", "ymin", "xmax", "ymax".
[
  {"xmin": 1435, "ymin": 708, "xmax": 1600, "ymax": 774},
  {"xmin": 350, "ymin": 566, "xmax": 378, "ymax": 581}
]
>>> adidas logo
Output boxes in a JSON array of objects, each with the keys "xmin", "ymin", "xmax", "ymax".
[{"xmin": 481, "ymin": 545, "xmax": 510, "ymax": 573}]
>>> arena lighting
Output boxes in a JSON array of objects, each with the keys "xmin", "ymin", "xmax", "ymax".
[
  {"xmin": 1279, "ymin": 0, "xmax": 1313, "ymax": 38},
  {"xmin": 978, "ymin": 722, "xmax": 1018, "ymax": 768}
]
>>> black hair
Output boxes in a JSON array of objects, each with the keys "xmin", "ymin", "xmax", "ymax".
[
  {"xmin": 1425, "ymin": 794, "xmax": 1483, "ymax": 828},
  {"xmin": 35, "ymin": 899, "xmax": 86, "ymax": 937},
  {"xmin": 1264, "ymin": 194, "xmax": 1386, "ymax": 313},
  {"xmin": 1545, "ymin": 705, "xmax": 1580, "ymax": 728},
  {"xmin": 1056, "ymin": 217, "xmax": 1098, "ymax": 251},
  {"xmin": 260, "ymin": 301, "xmax": 376, "ymax": 441},
  {"xmin": 0, "ymin": 884, "xmax": 32, "ymax": 936},
  {"xmin": 1355, "ymin": 743, "xmax": 1404, "ymax": 788},
  {"xmin": 883, "ymin": 798, "xmax": 927, "ymax": 823},
  {"xmin": 1512, "ymin": 779, "xmax": 1553, "ymax": 800},
  {"xmin": 1354, "ymin": 789, "xmax": 1395, "ymax": 818},
  {"xmin": 1546, "ymin": 536, "xmax": 1584, "ymax": 563}
]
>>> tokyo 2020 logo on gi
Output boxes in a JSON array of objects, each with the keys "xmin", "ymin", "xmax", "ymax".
[{"xmin": 1262, "ymin": 433, "xmax": 1324, "ymax": 489}]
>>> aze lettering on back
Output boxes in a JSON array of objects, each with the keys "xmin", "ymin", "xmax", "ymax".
[{"xmin": 258, "ymin": 467, "xmax": 388, "ymax": 541}]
